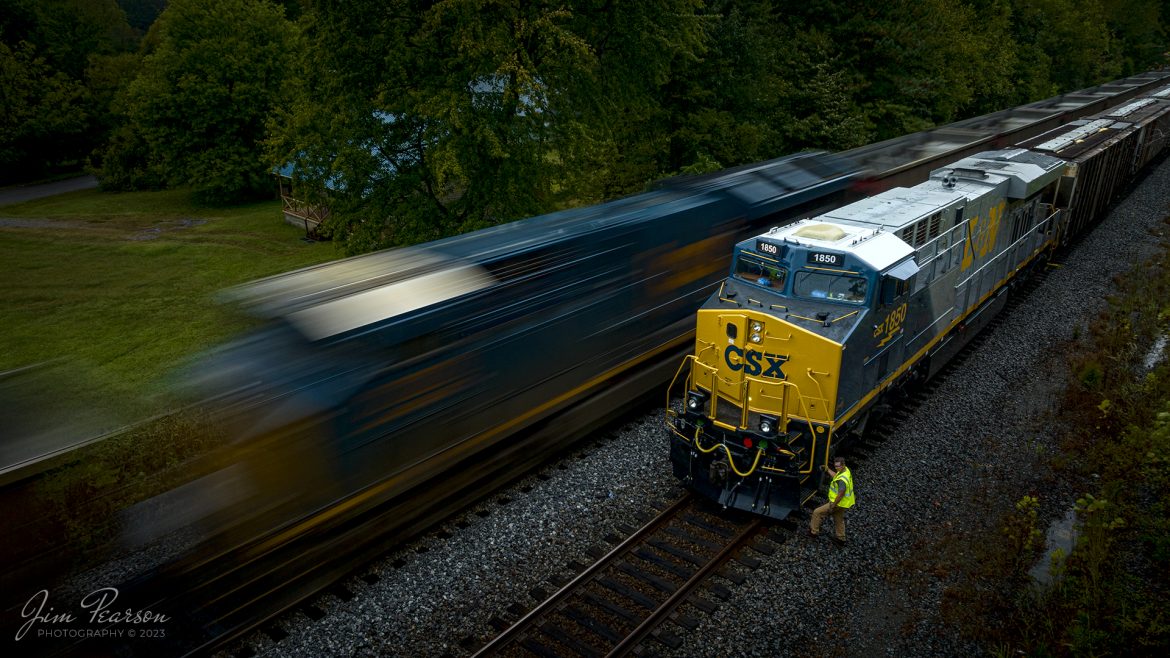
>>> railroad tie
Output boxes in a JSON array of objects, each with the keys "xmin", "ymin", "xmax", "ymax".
[
  {"xmin": 661, "ymin": 525, "xmax": 723, "ymax": 551},
  {"xmin": 580, "ymin": 590, "xmax": 640, "ymax": 623},
  {"xmin": 671, "ymin": 612, "xmax": 701, "ymax": 630},
  {"xmin": 646, "ymin": 538, "xmax": 708, "ymax": 567},
  {"xmin": 703, "ymin": 582, "xmax": 733, "ymax": 600},
  {"xmin": 539, "ymin": 621, "xmax": 601, "ymax": 658},
  {"xmin": 717, "ymin": 567, "xmax": 747, "ymax": 585},
  {"xmin": 653, "ymin": 627, "xmax": 684, "ymax": 649},
  {"xmin": 749, "ymin": 539, "xmax": 777, "ymax": 556},
  {"xmin": 597, "ymin": 575, "xmax": 658, "ymax": 610},
  {"xmin": 687, "ymin": 594, "xmax": 720, "ymax": 614},
  {"xmin": 562, "ymin": 604, "xmax": 624, "ymax": 644},
  {"xmin": 615, "ymin": 560, "xmax": 679, "ymax": 594},
  {"xmin": 520, "ymin": 636, "xmax": 563, "ymax": 658},
  {"xmin": 682, "ymin": 514, "xmax": 736, "ymax": 538},
  {"xmin": 628, "ymin": 549, "xmax": 693, "ymax": 581}
]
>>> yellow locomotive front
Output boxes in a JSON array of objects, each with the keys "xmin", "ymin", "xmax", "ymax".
[{"xmin": 668, "ymin": 220, "xmax": 914, "ymax": 518}]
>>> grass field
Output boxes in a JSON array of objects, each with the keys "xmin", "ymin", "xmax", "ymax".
[{"xmin": 0, "ymin": 188, "xmax": 339, "ymax": 421}]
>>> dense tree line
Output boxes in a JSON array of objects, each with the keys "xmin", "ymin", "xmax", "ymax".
[
  {"xmin": 2, "ymin": 1, "xmax": 1167, "ymax": 245},
  {"xmin": 0, "ymin": 0, "xmax": 137, "ymax": 182}
]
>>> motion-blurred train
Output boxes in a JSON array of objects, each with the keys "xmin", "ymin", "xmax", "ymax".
[
  {"xmin": 666, "ymin": 83, "xmax": 1170, "ymax": 519},
  {"xmin": 187, "ymin": 152, "xmax": 859, "ymax": 536},
  {"xmin": 183, "ymin": 72, "xmax": 1169, "ymax": 542}
]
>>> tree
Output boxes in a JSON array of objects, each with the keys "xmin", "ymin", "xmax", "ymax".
[
  {"xmin": 1103, "ymin": 0, "xmax": 1168, "ymax": 75},
  {"xmin": 118, "ymin": 0, "xmax": 169, "ymax": 32},
  {"xmin": 269, "ymin": 0, "xmax": 1167, "ymax": 253},
  {"xmin": 96, "ymin": 0, "xmax": 296, "ymax": 202},
  {"xmin": 2, "ymin": 0, "xmax": 136, "ymax": 79},
  {"xmin": 0, "ymin": 0, "xmax": 135, "ymax": 182},
  {"xmin": 273, "ymin": 0, "xmax": 706, "ymax": 252},
  {"xmin": 1011, "ymin": 0, "xmax": 1122, "ymax": 93},
  {"xmin": 0, "ymin": 41, "xmax": 88, "ymax": 181}
]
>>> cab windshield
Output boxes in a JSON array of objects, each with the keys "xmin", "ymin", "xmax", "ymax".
[
  {"xmin": 793, "ymin": 271, "xmax": 868, "ymax": 304},
  {"xmin": 733, "ymin": 254, "xmax": 787, "ymax": 291}
]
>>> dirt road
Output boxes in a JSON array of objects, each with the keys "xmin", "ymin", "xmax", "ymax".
[{"xmin": 0, "ymin": 175, "xmax": 98, "ymax": 206}]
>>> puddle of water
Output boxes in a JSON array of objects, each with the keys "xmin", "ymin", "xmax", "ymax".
[
  {"xmin": 1144, "ymin": 334, "xmax": 1168, "ymax": 371},
  {"xmin": 1030, "ymin": 507, "xmax": 1077, "ymax": 587},
  {"xmin": 130, "ymin": 218, "xmax": 207, "ymax": 240}
]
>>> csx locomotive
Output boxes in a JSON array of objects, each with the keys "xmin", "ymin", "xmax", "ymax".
[{"xmin": 667, "ymin": 84, "xmax": 1170, "ymax": 519}]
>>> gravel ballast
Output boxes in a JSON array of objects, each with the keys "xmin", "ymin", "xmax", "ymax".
[{"xmin": 229, "ymin": 156, "xmax": 1170, "ymax": 658}]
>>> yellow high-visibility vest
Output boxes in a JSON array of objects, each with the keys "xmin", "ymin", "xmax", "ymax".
[{"xmin": 827, "ymin": 466, "xmax": 855, "ymax": 508}]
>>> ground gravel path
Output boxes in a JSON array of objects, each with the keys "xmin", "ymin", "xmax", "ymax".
[
  {"xmin": 230, "ymin": 157, "xmax": 1170, "ymax": 658},
  {"xmin": 0, "ymin": 175, "xmax": 97, "ymax": 206}
]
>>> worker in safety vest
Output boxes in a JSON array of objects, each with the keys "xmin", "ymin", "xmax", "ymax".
[{"xmin": 809, "ymin": 456, "xmax": 855, "ymax": 544}]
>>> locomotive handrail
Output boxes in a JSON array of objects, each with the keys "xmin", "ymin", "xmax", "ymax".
[
  {"xmin": 804, "ymin": 369, "xmax": 833, "ymax": 422},
  {"xmin": 665, "ymin": 353, "xmax": 698, "ymax": 419},
  {"xmin": 743, "ymin": 376, "xmax": 822, "ymax": 475}
]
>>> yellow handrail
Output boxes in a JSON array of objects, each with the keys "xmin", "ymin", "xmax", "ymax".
[
  {"xmin": 664, "ymin": 354, "xmax": 697, "ymax": 420},
  {"xmin": 669, "ymin": 353, "xmax": 833, "ymax": 477},
  {"xmin": 742, "ymin": 375, "xmax": 826, "ymax": 474}
]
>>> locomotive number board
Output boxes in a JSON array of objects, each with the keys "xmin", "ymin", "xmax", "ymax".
[
  {"xmin": 807, "ymin": 251, "xmax": 844, "ymax": 267},
  {"xmin": 755, "ymin": 239, "xmax": 781, "ymax": 256}
]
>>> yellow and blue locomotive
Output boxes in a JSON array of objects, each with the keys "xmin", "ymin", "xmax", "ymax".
[{"xmin": 666, "ymin": 149, "xmax": 1069, "ymax": 518}]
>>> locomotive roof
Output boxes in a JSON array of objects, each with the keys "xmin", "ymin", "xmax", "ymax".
[
  {"xmin": 749, "ymin": 149, "xmax": 1063, "ymax": 273},
  {"xmin": 929, "ymin": 148, "xmax": 1064, "ymax": 198},
  {"xmin": 754, "ymin": 219, "xmax": 913, "ymax": 272}
]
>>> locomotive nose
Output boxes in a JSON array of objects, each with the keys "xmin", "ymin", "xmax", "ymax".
[{"xmin": 691, "ymin": 309, "xmax": 842, "ymax": 432}]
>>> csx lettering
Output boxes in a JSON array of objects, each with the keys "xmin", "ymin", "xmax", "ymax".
[
  {"xmin": 724, "ymin": 345, "xmax": 788, "ymax": 379},
  {"xmin": 874, "ymin": 302, "xmax": 908, "ymax": 347}
]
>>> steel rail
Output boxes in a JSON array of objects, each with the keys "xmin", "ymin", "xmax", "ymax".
[
  {"xmin": 606, "ymin": 517, "xmax": 764, "ymax": 657},
  {"xmin": 472, "ymin": 493, "xmax": 694, "ymax": 657}
]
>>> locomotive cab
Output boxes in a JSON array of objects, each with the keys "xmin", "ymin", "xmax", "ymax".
[{"xmin": 668, "ymin": 219, "xmax": 915, "ymax": 518}]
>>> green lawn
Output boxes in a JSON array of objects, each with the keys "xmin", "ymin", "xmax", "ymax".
[{"xmin": 0, "ymin": 188, "xmax": 339, "ymax": 420}]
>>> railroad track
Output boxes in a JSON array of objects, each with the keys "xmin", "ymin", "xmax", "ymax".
[
  {"xmin": 472, "ymin": 494, "xmax": 774, "ymax": 658},
  {"xmin": 468, "ymin": 264, "xmax": 1059, "ymax": 658}
]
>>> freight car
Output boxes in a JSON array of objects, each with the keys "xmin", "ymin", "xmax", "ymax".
[{"xmin": 666, "ymin": 84, "xmax": 1170, "ymax": 519}]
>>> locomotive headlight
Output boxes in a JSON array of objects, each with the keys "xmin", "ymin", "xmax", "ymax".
[
  {"xmin": 686, "ymin": 390, "xmax": 709, "ymax": 413},
  {"xmin": 751, "ymin": 333, "xmax": 762, "ymax": 343},
  {"xmin": 758, "ymin": 414, "xmax": 778, "ymax": 436},
  {"xmin": 751, "ymin": 322, "xmax": 763, "ymax": 333}
]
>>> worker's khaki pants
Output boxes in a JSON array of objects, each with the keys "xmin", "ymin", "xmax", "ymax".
[{"xmin": 810, "ymin": 502, "xmax": 847, "ymax": 540}]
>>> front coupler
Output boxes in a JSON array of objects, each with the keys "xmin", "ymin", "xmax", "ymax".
[{"xmin": 668, "ymin": 415, "xmax": 802, "ymax": 520}]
